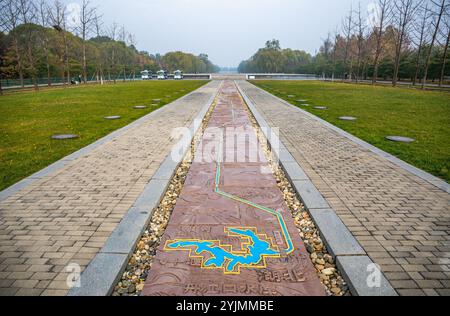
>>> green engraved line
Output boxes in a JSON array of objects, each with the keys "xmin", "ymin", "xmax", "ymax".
[{"xmin": 214, "ymin": 146, "xmax": 294, "ymax": 255}]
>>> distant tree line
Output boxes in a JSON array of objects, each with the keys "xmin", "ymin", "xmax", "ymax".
[
  {"xmin": 239, "ymin": 0, "xmax": 450, "ymax": 88},
  {"xmin": 160, "ymin": 52, "xmax": 219, "ymax": 73},
  {"xmin": 238, "ymin": 39, "xmax": 313, "ymax": 74},
  {"xmin": 0, "ymin": 0, "xmax": 219, "ymax": 94}
]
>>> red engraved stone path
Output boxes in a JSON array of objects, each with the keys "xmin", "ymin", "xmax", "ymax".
[{"xmin": 142, "ymin": 81, "xmax": 325, "ymax": 296}]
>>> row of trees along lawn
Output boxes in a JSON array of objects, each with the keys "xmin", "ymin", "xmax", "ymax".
[
  {"xmin": 239, "ymin": 0, "xmax": 450, "ymax": 88},
  {"xmin": 0, "ymin": 0, "xmax": 219, "ymax": 94},
  {"xmin": 160, "ymin": 51, "xmax": 219, "ymax": 74}
]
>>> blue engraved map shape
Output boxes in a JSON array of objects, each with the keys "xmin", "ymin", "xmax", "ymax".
[{"xmin": 166, "ymin": 228, "xmax": 279, "ymax": 273}]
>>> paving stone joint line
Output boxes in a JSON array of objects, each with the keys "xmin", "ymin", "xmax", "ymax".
[
  {"xmin": 0, "ymin": 83, "xmax": 213, "ymax": 203},
  {"xmin": 248, "ymin": 82, "xmax": 449, "ymax": 194}
]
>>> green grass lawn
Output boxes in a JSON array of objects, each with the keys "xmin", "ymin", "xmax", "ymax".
[
  {"xmin": 0, "ymin": 80, "xmax": 207, "ymax": 191},
  {"xmin": 252, "ymin": 80, "xmax": 450, "ymax": 183}
]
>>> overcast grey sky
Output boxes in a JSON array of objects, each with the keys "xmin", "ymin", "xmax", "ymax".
[{"xmin": 69, "ymin": 0, "xmax": 374, "ymax": 67}]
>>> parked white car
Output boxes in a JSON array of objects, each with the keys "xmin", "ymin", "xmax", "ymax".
[
  {"xmin": 141, "ymin": 70, "xmax": 152, "ymax": 80},
  {"xmin": 157, "ymin": 70, "xmax": 167, "ymax": 80},
  {"xmin": 174, "ymin": 70, "xmax": 183, "ymax": 80}
]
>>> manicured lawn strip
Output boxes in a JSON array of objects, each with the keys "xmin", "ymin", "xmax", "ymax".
[
  {"xmin": 252, "ymin": 80, "xmax": 450, "ymax": 183},
  {"xmin": 0, "ymin": 80, "xmax": 207, "ymax": 190}
]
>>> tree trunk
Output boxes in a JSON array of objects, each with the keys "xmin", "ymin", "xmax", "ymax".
[
  {"xmin": 13, "ymin": 37, "xmax": 24, "ymax": 88},
  {"xmin": 57, "ymin": 32, "xmax": 67, "ymax": 87},
  {"xmin": 59, "ymin": 43, "xmax": 66, "ymax": 88},
  {"xmin": 413, "ymin": 6, "xmax": 428, "ymax": 86},
  {"xmin": 373, "ymin": 26, "xmax": 384, "ymax": 84},
  {"xmin": 393, "ymin": 31, "xmax": 404, "ymax": 87},
  {"xmin": 349, "ymin": 59, "xmax": 354, "ymax": 82},
  {"xmin": 63, "ymin": 32, "xmax": 70, "ymax": 84},
  {"xmin": 356, "ymin": 51, "xmax": 362, "ymax": 84},
  {"xmin": 342, "ymin": 12, "xmax": 353, "ymax": 82},
  {"xmin": 422, "ymin": 0, "xmax": 446, "ymax": 89},
  {"xmin": 27, "ymin": 43, "xmax": 39, "ymax": 91},
  {"xmin": 413, "ymin": 44, "xmax": 423, "ymax": 86},
  {"xmin": 373, "ymin": 55, "xmax": 381, "ymax": 84},
  {"xmin": 343, "ymin": 44, "xmax": 350, "ymax": 82},
  {"xmin": 43, "ymin": 41, "xmax": 51, "ymax": 86},
  {"xmin": 23, "ymin": 26, "xmax": 39, "ymax": 91},
  {"xmin": 60, "ymin": 57, "xmax": 65, "ymax": 87},
  {"xmin": 439, "ymin": 30, "xmax": 450, "ymax": 87},
  {"xmin": 82, "ymin": 41, "xmax": 87, "ymax": 84}
]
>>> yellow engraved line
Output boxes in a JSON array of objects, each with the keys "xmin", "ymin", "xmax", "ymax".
[
  {"xmin": 214, "ymin": 109, "xmax": 295, "ymax": 255},
  {"xmin": 163, "ymin": 82, "xmax": 294, "ymax": 274}
]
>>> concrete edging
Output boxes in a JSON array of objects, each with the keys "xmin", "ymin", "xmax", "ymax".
[
  {"xmin": 0, "ymin": 82, "xmax": 215, "ymax": 203},
  {"xmin": 67, "ymin": 83, "xmax": 220, "ymax": 296},
  {"xmin": 235, "ymin": 81, "xmax": 398, "ymax": 296},
  {"xmin": 247, "ymin": 81, "xmax": 450, "ymax": 194}
]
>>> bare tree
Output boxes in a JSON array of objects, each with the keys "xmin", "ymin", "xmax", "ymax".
[
  {"xmin": 119, "ymin": 24, "xmax": 127, "ymax": 81},
  {"xmin": 91, "ymin": 13, "xmax": 103, "ymax": 83},
  {"xmin": 0, "ymin": 0, "xmax": 6, "ymax": 94},
  {"xmin": 48, "ymin": 0, "xmax": 69, "ymax": 85},
  {"xmin": 127, "ymin": 33, "xmax": 136, "ymax": 47},
  {"xmin": 108, "ymin": 21, "xmax": 118, "ymax": 41},
  {"xmin": 1, "ymin": 0, "xmax": 25, "ymax": 87},
  {"xmin": 372, "ymin": 0, "xmax": 392, "ymax": 84},
  {"xmin": 107, "ymin": 22, "xmax": 119, "ymax": 82},
  {"xmin": 322, "ymin": 32, "xmax": 333, "ymax": 78},
  {"xmin": 392, "ymin": 0, "xmax": 419, "ymax": 87},
  {"xmin": 331, "ymin": 26, "xmax": 339, "ymax": 81},
  {"xmin": 353, "ymin": 3, "xmax": 367, "ymax": 83},
  {"xmin": 411, "ymin": 3, "xmax": 432, "ymax": 85},
  {"xmin": 439, "ymin": 15, "xmax": 450, "ymax": 86},
  {"xmin": 119, "ymin": 24, "xmax": 127, "ymax": 43},
  {"xmin": 18, "ymin": 0, "xmax": 39, "ymax": 90},
  {"xmin": 78, "ymin": 0, "xmax": 96, "ymax": 83},
  {"xmin": 93, "ymin": 12, "xmax": 102, "ymax": 37},
  {"xmin": 127, "ymin": 32, "xmax": 137, "ymax": 80},
  {"xmin": 422, "ymin": 0, "xmax": 449, "ymax": 89},
  {"xmin": 341, "ymin": 6, "xmax": 354, "ymax": 81},
  {"xmin": 38, "ymin": 0, "xmax": 51, "ymax": 86}
]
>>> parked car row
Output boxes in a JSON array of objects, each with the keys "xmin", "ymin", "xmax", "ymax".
[{"xmin": 141, "ymin": 70, "xmax": 184, "ymax": 80}]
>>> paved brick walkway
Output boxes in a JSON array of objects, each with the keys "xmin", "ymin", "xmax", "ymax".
[
  {"xmin": 0, "ymin": 81, "xmax": 220, "ymax": 296},
  {"xmin": 142, "ymin": 81, "xmax": 325, "ymax": 296},
  {"xmin": 237, "ymin": 80, "xmax": 450, "ymax": 296}
]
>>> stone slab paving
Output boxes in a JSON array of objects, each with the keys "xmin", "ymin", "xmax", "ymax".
[
  {"xmin": 0, "ymin": 81, "xmax": 221, "ymax": 296},
  {"xmin": 236, "ymin": 80, "xmax": 450, "ymax": 296},
  {"xmin": 142, "ymin": 81, "xmax": 325, "ymax": 296}
]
